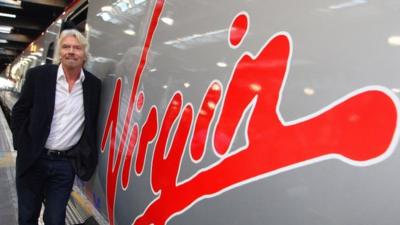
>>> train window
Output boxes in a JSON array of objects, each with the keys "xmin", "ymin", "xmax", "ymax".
[
  {"xmin": 65, "ymin": 1, "xmax": 88, "ymax": 33},
  {"xmin": 46, "ymin": 42, "xmax": 54, "ymax": 64}
]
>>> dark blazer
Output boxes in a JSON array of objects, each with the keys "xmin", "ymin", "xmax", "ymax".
[{"xmin": 11, "ymin": 64, "xmax": 101, "ymax": 181}]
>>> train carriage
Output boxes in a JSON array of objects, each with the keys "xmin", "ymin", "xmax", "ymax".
[{"xmin": 2, "ymin": 0, "xmax": 400, "ymax": 225}]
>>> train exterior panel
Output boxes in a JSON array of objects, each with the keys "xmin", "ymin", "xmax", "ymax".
[{"xmin": 2, "ymin": 0, "xmax": 400, "ymax": 225}]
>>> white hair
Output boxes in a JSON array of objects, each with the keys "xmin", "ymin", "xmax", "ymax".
[{"xmin": 53, "ymin": 29, "xmax": 89, "ymax": 64}]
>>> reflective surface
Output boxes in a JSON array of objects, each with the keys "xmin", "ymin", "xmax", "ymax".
[
  {"xmin": 88, "ymin": 1, "xmax": 400, "ymax": 225},
  {"xmin": 4, "ymin": 0, "xmax": 400, "ymax": 225}
]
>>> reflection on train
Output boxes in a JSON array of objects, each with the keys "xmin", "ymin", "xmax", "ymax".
[{"xmin": 2, "ymin": 0, "xmax": 400, "ymax": 225}]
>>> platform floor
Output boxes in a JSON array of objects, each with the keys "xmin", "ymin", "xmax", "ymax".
[
  {"xmin": 0, "ymin": 106, "xmax": 104, "ymax": 225},
  {"xmin": 0, "ymin": 107, "xmax": 18, "ymax": 225}
]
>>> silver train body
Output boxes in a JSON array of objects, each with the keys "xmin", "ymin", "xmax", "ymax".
[{"xmin": 2, "ymin": 0, "xmax": 400, "ymax": 224}]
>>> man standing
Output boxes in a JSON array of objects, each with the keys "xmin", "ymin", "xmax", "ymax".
[{"xmin": 11, "ymin": 29, "xmax": 101, "ymax": 225}]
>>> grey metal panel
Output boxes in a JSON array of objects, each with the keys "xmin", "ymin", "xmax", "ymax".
[
  {"xmin": 4, "ymin": 0, "xmax": 400, "ymax": 225},
  {"xmin": 84, "ymin": 0, "xmax": 400, "ymax": 225}
]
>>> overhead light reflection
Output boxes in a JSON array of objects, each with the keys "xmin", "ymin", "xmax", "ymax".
[
  {"xmin": 329, "ymin": 0, "xmax": 367, "ymax": 10},
  {"xmin": 211, "ymin": 83, "xmax": 221, "ymax": 91},
  {"xmin": 101, "ymin": 6, "xmax": 113, "ymax": 12},
  {"xmin": 207, "ymin": 102, "xmax": 216, "ymax": 109},
  {"xmin": 135, "ymin": 0, "xmax": 147, "ymax": 4},
  {"xmin": 250, "ymin": 84, "xmax": 261, "ymax": 92},
  {"xmin": 46, "ymin": 30, "xmax": 58, "ymax": 35},
  {"xmin": 304, "ymin": 87, "xmax": 315, "ymax": 96},
  {"xmin": 161, "ymin": 17, "xmax": 174, "ymax": 26},
  {"xmin": 0, "ymin": 77, "xmax": 14, "ymax": 89},
  {"xmin": 124, "ymin": 29, "xmax": 136, "ymax": 36},
  {"xmin": 388, "ymin": 36, "xmax": 400, "ymax": 46},
  {"xmin": 115, "ymin": 1, "xmax": 132, "ymax": 12},
  {"xmin": 184, "ymin": 82, "xmax": 191, "ymax": 88},
  {"xmin": 163, "ymin": 85, "xmax": 168, "ymax": 89},
  {"xmin": 85, "ymin": 23, "xmax": 90, "ymax": 31},
  {"xmin": 217, "ymin": 62, "xmax": 227, "ymax": 67},
  {"xmin": 199, "ymin": 110, "xmax": 207, "ymax": 116},
  {"xmin": 0, "ymin": 25, "xmax": 13, "ymax": 33},
  {"xmin": 32, "ymin": 52, "xmax": 43, "ymax": 57},
  {"xmin": 0, "ymin": 39, "xmax": 7, "ymax": 43},
  {"xmin": 1, "ymin": 0, "xmax": 21, "ymax": 6},
  {"xmin": 0, "ymin": 12, "xmax": 16, "ymax": 18},
  {"xmin": 97, "ymin": 12, "xmax": 112, "ymax": 22}
]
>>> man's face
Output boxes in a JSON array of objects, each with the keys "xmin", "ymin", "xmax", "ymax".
[{"xmin": 59, "ymin": 36, "xmax": 86, "ymax": 70}]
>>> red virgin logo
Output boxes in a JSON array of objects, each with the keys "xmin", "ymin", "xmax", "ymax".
[{"xmin": 101, "ymin": 1, "xmax": 400, "ymax": 225}]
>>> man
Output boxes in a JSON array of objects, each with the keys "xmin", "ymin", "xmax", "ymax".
[{"xmin": 11, "ymin": 29, "xmax": 101, "ymax": 225}]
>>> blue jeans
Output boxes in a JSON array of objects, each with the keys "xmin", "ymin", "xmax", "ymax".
[{"xmin": 16, "ymin": 152, "xmax": 75, "ymax": 225}]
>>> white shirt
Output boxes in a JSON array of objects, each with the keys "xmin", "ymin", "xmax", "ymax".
[{"xmin": 45, "ymin": 65, "xmax": 85, "ymax": 151}]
